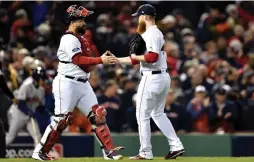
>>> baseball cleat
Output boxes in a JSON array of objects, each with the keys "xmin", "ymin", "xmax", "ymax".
[
  {"xmin": 129, "ymin": 155, "xmax": 152, "ymax": 160},
  {"xmin": 32, "ymin": 151, "xmax": 56, "ymax": 161},
  {"xmin": 164, "ymin": 149, "xmax": 185, "ymax": 159},
  {"xmin": 102, "ymin": 146, "xmax": 124, "ymax": 160}
]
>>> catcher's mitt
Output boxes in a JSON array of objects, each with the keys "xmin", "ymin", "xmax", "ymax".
[{"xmin": 129, "ymin": 33, "xmax": 146, "ymax": 55}]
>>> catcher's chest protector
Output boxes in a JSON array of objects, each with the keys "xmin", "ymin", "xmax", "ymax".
[{"xmin": 65, "ymin": 32, "xmax": 92, "ymax": 57}]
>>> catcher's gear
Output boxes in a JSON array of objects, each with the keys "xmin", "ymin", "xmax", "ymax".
[
  {"xmin": 88, "ymin": 105, "xmax": 124, "ymax": 158},
  {"xmin": 129, "ymin": 33, "xmax": 146, "ymax": 55},
  {"xmin": 92, "ymin": 105, "xmax": 107, "ymax": 118},
  {"xmin": 64, "ymin": 4, "xmax": 94, "ymax": 24},
  {"xmin": 33, "ymin": 113, "xmax": 73, "ymax": 154}
]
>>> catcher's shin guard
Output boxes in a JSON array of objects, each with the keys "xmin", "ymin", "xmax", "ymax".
[
  {"xmin": 34, "ymin": 113, "xmax": 73, "ymax": 154},
  {"xmin": 89, "ymin": 106, "xmax": 124, "ymax": 152}
]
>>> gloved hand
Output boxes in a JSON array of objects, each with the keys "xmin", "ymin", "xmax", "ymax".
[{"xmin": 129, "ymin": 33, "xmax": 146, "ymax": 56}]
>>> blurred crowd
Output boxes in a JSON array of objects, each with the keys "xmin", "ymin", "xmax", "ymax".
[{"xmin": 0, "ymin": 1, "xmax": 254, "ymax": 134}]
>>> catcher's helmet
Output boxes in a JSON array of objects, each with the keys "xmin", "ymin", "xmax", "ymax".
[
  {"xmin": 63, "ymin": 5, "xmax": 94, "ymax": 24},
  {"xmin": 32, "ymin": 66, "xmax": 47, "ymax": 82}
]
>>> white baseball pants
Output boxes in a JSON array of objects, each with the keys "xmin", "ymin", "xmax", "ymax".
[{"xmin": 136, "ymin": 72, "xmax": 183, "ymax": 159}]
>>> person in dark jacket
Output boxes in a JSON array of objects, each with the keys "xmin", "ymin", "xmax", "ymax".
[
  {"xmin": 208, "ymin": 87, "xmax": 238, "ymax": 133},
  {"xmin": 98, "ymin": 80, "xmax": 121, "ymax": 132},
  {"xmin": 165, "ymin": 89, "xmax": 190, "ymax": 133}
]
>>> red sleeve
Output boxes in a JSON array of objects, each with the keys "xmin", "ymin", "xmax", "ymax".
[
  {"xmin": 72, "ymin": 52, "xmax": 102, "ymax": 66},
  {"xmin": 129, "ymin": 56, "xmax": 140, "ymax": 65},
  {"xmin": 144, "ymin": 52, "xmax": 159, "ymax": 63}
]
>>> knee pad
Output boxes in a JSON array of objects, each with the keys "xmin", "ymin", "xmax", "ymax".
[
  {"xmin": 57, "ymin": 112, "xmax": 74, "ymax": 130},
  {"xmin": 92, "ymin": 105, "xmax": 107, "ymax": 118}
]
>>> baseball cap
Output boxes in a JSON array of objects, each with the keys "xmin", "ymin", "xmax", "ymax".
[
  {"xmin": 215, "ymin": 87, "xmax": 227, "ymax": 95},
  {"xmin": 132, "ymin": 4, "xmax": 156, "ymax": 17},
  {"xmin": 195, "ymin": 85, "xmax": 206, "ymax": 93}
]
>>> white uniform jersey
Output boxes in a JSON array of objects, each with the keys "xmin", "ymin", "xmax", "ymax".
[
  {"xmin": 57, "ymin": 34, "xmax": 89, "ymax": 78},
  {"xmin": 17, "ymin": 77, "xmax": 45, "ymax": 112},
  {"xmin": 140, "ymin": 25, "xmax": 167, "ymax": 71}
]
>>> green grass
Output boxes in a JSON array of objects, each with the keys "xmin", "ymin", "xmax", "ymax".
[{"xmin": 1, "ymin": 157, "xmax": 254, "ymax": 162}]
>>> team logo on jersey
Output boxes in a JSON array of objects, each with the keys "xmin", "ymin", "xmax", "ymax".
[{"xmin": 72, "ymin": 47, "xmax": 80, "ymax": 53}]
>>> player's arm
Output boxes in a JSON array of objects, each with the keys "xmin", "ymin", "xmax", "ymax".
[
  {"xmin": 16, "ymin": 85, "xmax": 33, "ymax": 116},
  {"xmin": 63, "ymin": 35, "xmax": 116, "ymax": 65},
  {"xmin": 130, "ymin": 52, "xmax": 158, "ymax": 63},
  {"xmin": 116, "ymin": 51, "xmax": 158, "ymax": 65},
  {"xmin": 72, "ymin": 51, "xmax": 116, "ymax": 65}
]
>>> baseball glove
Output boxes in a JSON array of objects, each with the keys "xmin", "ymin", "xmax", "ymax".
[{"xmin": 129, "ymin": 33, "xmax": 146, "ymax": 55}]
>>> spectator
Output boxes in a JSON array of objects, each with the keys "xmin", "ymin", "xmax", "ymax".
[
  {"xmin": 242, "ymin": 88, "xmax": 254, "ymax": 131},
  {"xmin": 119, "ymin": 79, "xmax": 137, "ymax": 130},
  {"xmin": 183, "ymin": 68, "xmax": 204, "ymax": 105},
  {"xmin": 170, "ymin": 76, "xmax": 184, "ymax": 103},
  {"xmin": 200, "ymin": 41, "xmax": 218, "ymax": 65},
  {"xmin": 0, "ymin": 9, "xmax": 10, "ymax": 44},
  {"xmin": 165, "ymin": 89, "xmax": 189, "ymax": 133},
  {"xmin": 98, "ymin": 80, "xmax": 121, "ymax": 132},
  {"xmin": 208, "ymin": 87, "xmax": 238, "ymax": 133},
  {"xmin": 187, "ymin": 85, "xmax": 210, "ymax": 133},
  {"xmin": 11, "ymin": 9, "xmax": 34, "ymax": 50},
  {"xmin": 32, "ymin": 1, "xmax": 49, "ymax": 28},
  {"xmin": 172, "ymin": 9, "xmax": 191, "ymax": 31},
  {"xmin": 165, "ymin": 41, "xmax": 180, "ymax": 76},
  {"xmin": 227, "ymin": 39, "xmax": 245, "ymax": 69},
  {"xmin": 126, "ymin": 93, "xmax": 138, "ymax": 132}
]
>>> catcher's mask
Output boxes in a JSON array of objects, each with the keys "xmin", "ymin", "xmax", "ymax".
[{"xmin": 63, "ymin": 5, "xmax": 94, "ymax": 24}]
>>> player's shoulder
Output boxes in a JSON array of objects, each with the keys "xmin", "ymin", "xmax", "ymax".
[
  {"xmin": 143, "ymin": 26, "xmax": 163, "ymax": 38},
  {"xmin": 61, "ymin": 34, "xmax": 80, "ymax": 43},
  {"xmin": 24, "ymin": 77, "xmax": 33, "ymax": 85},
  {"xmin": 20, "ymin": 77, "xmax": 33, "ymax": 89}
]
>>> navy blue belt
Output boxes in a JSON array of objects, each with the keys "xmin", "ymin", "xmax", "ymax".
[
  {"xmin": 141, "ymin": 69, "xmax": 168, "ymax": 76},
  {"xmin": 65, "ymin": 75, "xmax": 88, "ymax": 83}
]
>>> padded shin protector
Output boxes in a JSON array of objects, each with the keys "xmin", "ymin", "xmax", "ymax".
[
  {"xmin": 40, "ymin": 113, "xmax": 73, "ymax": 153},
  {"xmin": 43, "ymin": 129, "xmax": 61, "ymax": 153},
  {"xmin": 94, "ymin": 124, "xmax": 114, "ymax": 150}
]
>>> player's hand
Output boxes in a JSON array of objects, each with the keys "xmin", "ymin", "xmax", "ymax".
[
  {"xmin": 224, "ymin": 112, "xmax": 232, "ymax": 119},
  {"xmin": 101, "ymin": 51, "xmax": 117, "ymax": 64},
  {"xmin": 107, "ymin": 51, "xmax": 122, "ymax": 64},
  {"xmin": 131, "ymin": 54, "xmax": 137, "ymax": 59},
  {"xmin": 12, "ymin": 98, "xmax": 18, "ymax": 104}
]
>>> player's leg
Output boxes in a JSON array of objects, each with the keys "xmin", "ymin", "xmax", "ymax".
[
  {"xmin": 26, "ymin": 117, "xmax": 42, "ymax": 147},
  {"xmin": 130, "ymin": 76, "xmax": 155, "ymax": 160},
  {"xmin": 77, "ymin": 83, "xmax": 124, "ymax": 160},
  {"xmin": 5, "ymin": 106, "xmax": 29, "ymax": 146},
  {"xmin": 150, "ymin": 75, "xmax": 184, "ymax": 159},
  {"xmin": 32, "ymin": 76, "xmax": 78, "ymax": 161}
]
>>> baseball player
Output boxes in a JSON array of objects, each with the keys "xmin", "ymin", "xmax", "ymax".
[
  {"xmin": 5, "ymin": 67, "xmax": 46, "ymax": 147},
  {"xmin": 32, "ymin": 5, "xmax": 123, "ymax": 161},
  {"xmin": 114, "ymin": 4, "xmax": 184, "ymax": 160}
]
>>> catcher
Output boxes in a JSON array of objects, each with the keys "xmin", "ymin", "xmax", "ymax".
[
  {"xmin": 111, "ymin": 4, "xmax": 185, "ymax": 160},
  {"xmin": 32, "ymin": 5, "xmax": 124, "ymax": 161}
]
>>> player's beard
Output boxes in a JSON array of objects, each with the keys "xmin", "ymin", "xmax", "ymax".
[
  {"xmin": 76, "ymin": 25, "xmax": 86, "ymax": 35},
  {"xmin": 137, "ymin": 20, "xmax": 146, "ymax": 34}
]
